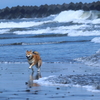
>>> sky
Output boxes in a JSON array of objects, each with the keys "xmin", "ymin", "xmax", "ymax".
[{"xmin": 0, "ymin": 0, "xmax": 99, "ymax": 9}]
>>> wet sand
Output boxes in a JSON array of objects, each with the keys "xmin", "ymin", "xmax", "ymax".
[{"xmin": 0, "ymin": 63, "xmax": 100, "ymax": 100}]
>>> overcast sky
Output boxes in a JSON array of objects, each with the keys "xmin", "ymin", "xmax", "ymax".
[{"xmin": 0, "ymin": 0, "xmax": 99, "ymax": 9}]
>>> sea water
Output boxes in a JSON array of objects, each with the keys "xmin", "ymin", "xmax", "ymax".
[
  {"xmin": 0, "ymin": 10, "xmax": 100, "ymax": 65},
  {"xmin": 1, "ymin": 10, "xmax": 100, "ymax": 93}
]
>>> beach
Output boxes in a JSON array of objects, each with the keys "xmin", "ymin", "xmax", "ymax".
[
  {"xmin": 0, "ymin": 62, "xmax": 100, "ymax": 100},
  {"xmin": 0, "ymin": 8, "xmax": 100, "ymax": 100}
]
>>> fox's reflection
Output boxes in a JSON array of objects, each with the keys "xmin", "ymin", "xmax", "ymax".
[{"xmin": 27, "ymin": 72, "xmax": 42, "ymax": 87}]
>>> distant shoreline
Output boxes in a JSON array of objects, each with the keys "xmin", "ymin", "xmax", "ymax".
[{"xmin": 0, "ymin": 1, "xmax": 100, "ymax": 19}]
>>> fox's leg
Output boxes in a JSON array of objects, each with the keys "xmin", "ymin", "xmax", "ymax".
[
  {"xmin": 37, "ymin": 68, "xmax": 40, "ymax": 72},
  {"xmin": 37, "ymin": 60, "xmax": 42, "ymax": 72},
  {"xmin": 32, "ymin": 68, "xmax": 34, "ymax": 72},
  {"xmin": 29, "ymin": 65, "xmax": 34, "ymax": 72},
  {"xmin": 29, "ymin": 63, "xmax": 35, "ymax": 69}
]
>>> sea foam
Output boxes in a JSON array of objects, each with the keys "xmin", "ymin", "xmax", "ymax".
[
  {"xmin": 91, "ymin": 37, "xmax": 100, "ymax": 43},
  {"xmin": 54, "ymin": 10, "xmax": 84, "ymax": 22},
  {"xmin": 14, "ymin": 25, "xmax": 100, "ymax": 36},
  {"xmin": 34, "ymin": 74, "xmax": 100, "ymax": 93},
  {"xmin": 54, "ymin": 10, "xmax": 100, "ymax": 23},
  {"xmin": 0, "ymin": 21, "xmax": 49, "ymax": 28}
]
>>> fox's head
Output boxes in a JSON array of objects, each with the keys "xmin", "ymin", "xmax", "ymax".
[{"xmin": 26, "ymin": 50, "xmax": 33, "ymax": 60}]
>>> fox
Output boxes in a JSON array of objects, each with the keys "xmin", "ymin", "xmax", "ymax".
[{"xmin": 26, "ymin": 50, "xmax": 42, "ymax": 72}]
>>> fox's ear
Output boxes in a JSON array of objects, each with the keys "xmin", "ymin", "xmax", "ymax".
[{"xmin": 26, "ymin": 50, "xmax": 28, "ymax": 52}]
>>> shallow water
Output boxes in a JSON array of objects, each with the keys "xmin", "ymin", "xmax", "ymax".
[{"xmin": 0, "ymin": 63, "xmax": 100, "ymax": 100}]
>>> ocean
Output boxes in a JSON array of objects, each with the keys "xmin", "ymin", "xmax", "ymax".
[
  {"xmin": 0, "ymin": 10, "xmax": 100, "ymax": 66},
  {"xmin": 1, "ymin": 10, "xmax": 100, "ymax": 96}
]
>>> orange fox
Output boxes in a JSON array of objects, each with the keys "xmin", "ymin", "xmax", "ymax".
[{"xmin": 26, "ymin": 50, "xmax": 42, "ymax": 72}]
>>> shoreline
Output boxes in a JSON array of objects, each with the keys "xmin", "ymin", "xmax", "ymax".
[{"xmin": 0, "ymin": 63, "xmax": 100, "ymax": 100}]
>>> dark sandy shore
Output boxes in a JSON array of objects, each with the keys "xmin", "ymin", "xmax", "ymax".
[{"xmin": 0, "ymin": 63, "xmax": 100, "ymax": 100}]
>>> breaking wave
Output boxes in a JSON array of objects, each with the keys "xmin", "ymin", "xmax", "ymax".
[
  {"xmin": 12, "ymin": 27, "xmax": 100, "ymax": 36},
  {"xmin": 91, "ymin": 37, "xmax": 100, "ymax": 43},
  {"xmin": 75, "ymin": 49, "xmax": 100, "ymax": 67},
  {"xmin": 34, "ymin": 74, "xmax": 100, "ymax": 92},
  {"xmin": 54, "ymin": 10, "xmax": 100, "ymax": 23},
  {"xmin": 13, "ymin": 25, "xmax": 89, "ymax": 35},
  {"xmin": 0, "ymin": 20, "xmax": 51, "ymax": 28},
  {"xmin": 68, "ymin": 30, "xmax": 100, "ymax": 36}
]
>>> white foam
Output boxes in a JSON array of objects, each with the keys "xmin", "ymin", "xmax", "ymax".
[
  {"xmin": 14, "ymin": 27, "xmax": 51, "ymax": 34},
  {"xmin": 91, "ymin": 37, "xmax": 100, "ymax": 43},
  {"xmin": 34, "ymin": 76, "xmax": 60, "ymax": 86},
  {"xmin": 54, "ymin": 10, "xmax": 84, "ymax": 22},
  {"xmin": 68, "ymin": 30, "xmax": 100, "ymax": 36},
  {"xmin": 14, "ymin": 25, "xmax": 96, "ymax": 36},
  {"xmin": 75, "ymin": 85, "xmax": 100, "ymax": 92},
  {"xmin": 0, "ymin": 29, "xmax": 9, "ymax": 34},
  {"xmin": 13, "ymin": 27, "xmax": 71, "ymax": 35},
  {"xmin": 75, "ymin": 48, "xmax": 100, "ymax": 67},
  {"xmin": 92, "ymin": 19, "xmax": 100, "ymax": 24},
  {"xmin": 83, "ymin": 85, "xmax": 100, "ymax": 93},
  {"xmin": 54, "ymin": 10, "xmax": 100, "ymax": 24},
  {"xmin": 0, "ymin": 21, "xmax": 50, "ymax": 28},
  {"xmin": 34, "ymin": 76, "xmax": 71, "ymax": 87},
  {"xmin": 34, "ymin": 76, "xmax": 100, "ymax": 92},
  {"xmin": 14, "ymin": 27, "xmax": 68, "ymax": 35},
  {"xmin": 57, "ymin": 24, "xmax": 90, "ymax": 30},
  {"xmin": 15, "ymin": 29, "xmax": 100, "ymax": 36}
]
